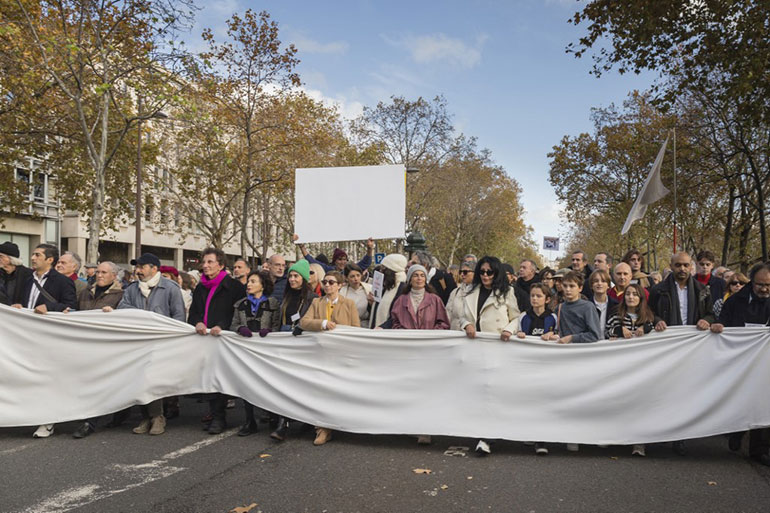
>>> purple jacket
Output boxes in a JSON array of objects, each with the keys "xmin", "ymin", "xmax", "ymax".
[{"xmin": 390, "ymin": 292, "xmax": 450, "ymax": 330}]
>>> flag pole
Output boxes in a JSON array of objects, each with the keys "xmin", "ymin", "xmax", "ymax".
[{"xmin": 672, "ymin": 127, "xmax": 677, "ymax": 253}]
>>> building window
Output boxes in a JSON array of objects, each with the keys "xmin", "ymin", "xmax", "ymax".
[
  {"xmin": 33, "ymin": 173, "xmax": 46, "ymax": 201},
  {"xmin": 16, "ymin": 168, "xmax": 30, "ymax": 186}
]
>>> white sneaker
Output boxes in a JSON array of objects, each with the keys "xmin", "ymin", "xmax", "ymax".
[
  {"xmin": 33, "ymin": 424, "xmax": 54, "ymax": 438},
  {"xmin": 632, "ymin": 444, "xmax": 646, "ymax": 457},
  {"xmin": 566, "ymin": 443, "xmax": 579, "ymax": 452},
  {"xmin": 535, "ymin": 442, "xmax": 549, "ymax": 455},
  {"xmin": 475, "ymin": 439, "xmax": 491, "ymax": 455}
]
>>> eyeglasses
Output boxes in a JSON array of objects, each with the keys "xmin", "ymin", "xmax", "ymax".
[
  {"xmin": 321, "ymin": 280, "xmax": 338, "ymax": 285},
  {"xmin": 479, "ymin": 269, "xmax": 495, "ymax": 276},
  {"xmin": 729, "ymin": 281, "xmax": 742, "ymax": 286},
  {"xmin": 460, "ymin": 270, "xmax": 473, "ymax": 275}
]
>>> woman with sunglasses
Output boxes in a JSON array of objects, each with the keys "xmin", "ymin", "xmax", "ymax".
[
  {"xmin": 308, "ymin": 263, "xmax": 325, "ymax": 297},
  {"xmin": 299, "ymin": 270, "xmax": 360, "ymax": 445},
  {"xmin": 459, "ymin": 255, "xmax": 521, "ymax": 456},
  {"xmin": 446, "ymin": 259, "xmax": 476, "ymax": 330},
  {"xmin": 713, "ymin": 272, "xmax": 749, "ymax": 318}
]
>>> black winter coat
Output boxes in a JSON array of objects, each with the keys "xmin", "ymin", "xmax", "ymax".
[
  {"xmin": 718, "ymin": 284, "xmax": 770, "ymax": 327},
  {"xmin": 0, "ymin": 265, "xmax": 34, "ymax": 305},
  {"xmin": 430, "ymin": 269, "xmax": 457, "ymax": 305},
  {"xmin": 649, "ymin": 274, "xmax": 715, "ymax": 326},
  {"xmin": 188, "ymin": 275, "xmax": 247, "ymax": 329},
  {"xmin": 19, "ymin": 268, "xmax": 78, "ymax": 311}
]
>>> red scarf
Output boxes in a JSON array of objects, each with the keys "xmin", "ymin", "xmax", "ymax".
[
  {"xmin": 200, "ymin": 270, "xmax": 227, "ymax": 326},
  {"xmin": 696, "ymin": 273, "xmax": 710, "ymax": 286}
]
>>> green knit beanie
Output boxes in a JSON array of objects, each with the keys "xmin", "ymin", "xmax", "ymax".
[{"xmin": 288, "ymin": 259, "xmax": 311, "ymax": 283}]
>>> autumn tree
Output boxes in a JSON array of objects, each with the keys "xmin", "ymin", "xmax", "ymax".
[
  {"xmin": 197, "ymin": 9, "xmax": 300, "ymax": 258},
  {"xmin": 1, "ymin": 0, "xmax": 195, "ymax": 261}
]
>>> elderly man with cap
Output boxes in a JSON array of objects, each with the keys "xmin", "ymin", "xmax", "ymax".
[
  {"xmin": 0, "ymin": 241, "xmax": 33, "ymax": 307},
  {"xmin": 114, "ymin": 252, "xmax": 185, "ymax": 436},
  {"xmin": 84, "ymin": 262, "xmax": 98, "ymax": 286}
]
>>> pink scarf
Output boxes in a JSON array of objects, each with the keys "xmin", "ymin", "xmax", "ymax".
[{"xmin": 200, "ymin": 270, "xmax": 227, "ymax": 326}]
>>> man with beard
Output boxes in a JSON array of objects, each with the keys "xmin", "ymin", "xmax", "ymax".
[{"xmin": 717, "ymin": 262, "xmax": 770, "ymax": 466}]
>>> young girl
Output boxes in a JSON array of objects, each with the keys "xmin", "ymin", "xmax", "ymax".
[
  {"xmin": 516, "ymin": 282, "xmax": 556, "ymax": 456},
  {"xmin": 516, "ymin": 283, "xmax": 557, "ymax": 338},
  {"xmin": 605, "ymin": 283, "xmax": 661, "ymax": 340},
  {"xmin": 605, "ymin": 283, "xmax": 664, "ymax": 457}
]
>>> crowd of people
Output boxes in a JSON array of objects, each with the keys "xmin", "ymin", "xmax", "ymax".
[{"xmin": 1, "ymin": 239, "xmax": 768, "ymax": 466}]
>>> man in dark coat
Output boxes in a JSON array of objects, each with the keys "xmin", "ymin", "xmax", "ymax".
[
  {"xmin": 12, "ymin": 243, "xmax": 77, "ymax": 439},
  {"xmin": 649, "ymin": 252, "xmax": 716, "ymax": 329},
  {"xmin": 648, "ymin": 251, "xmax": 717, "ymax": 457},
  {"xmin": 570, "ymin": 250, "xmax": 594, "ymax": 297},
  {"xmin": 189, "ymin": 247, "xmax": 247, "ymax": 434},
  {"xmin": 695, "ymin": 250, "xmax": 727, "ymax": 303},
  {"xmin": 717, "ymin": 262, "xmax": 770, "ymax": 466},
  {"xmin": 0, "ymin": 241, "xmax": 34, "ymax": 306}
]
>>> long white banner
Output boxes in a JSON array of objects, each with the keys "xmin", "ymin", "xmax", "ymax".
[{"xmin": 1, "ymin": 304, "xmax": 769, "ymax": 444}]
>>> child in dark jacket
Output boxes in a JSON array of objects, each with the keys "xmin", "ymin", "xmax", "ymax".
[
  {"xmin": 517, "ymin": 283, "xmax": 557, "ymax": 338},
  {"xmin": 516, "ymin": 282, "xmax": 557, "ymax": 456}
]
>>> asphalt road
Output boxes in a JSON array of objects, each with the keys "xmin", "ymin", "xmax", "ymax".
[{"xmin": 2, "ymin": 398, "xmax": 769, "ymax": 513}]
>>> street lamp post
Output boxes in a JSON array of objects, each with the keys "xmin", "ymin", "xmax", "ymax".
[{"xmin": 134, "ymin": 96, "xmax": 167, "ymax": 259}]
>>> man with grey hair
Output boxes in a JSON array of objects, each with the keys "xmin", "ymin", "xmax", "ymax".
[
  {"xmin": 56, "ymin": 251, "xmax": 87, "ymax": 295},
  {"xmin": 517, "ymin": 259, "xmax": 539, "ymax": 294},
  {"xmin": 266, "ymin": 254, "xmax": 287, "ymax": 303},
  {"xmin": 409, "ymin": 250, "xmax": 456, "ymax": 305},
  {"xmin": 0, "ymin": 241, "xmax": 33, "ymax": 306},
  {"xmin": 71, "ymin": 261, "xmax": 125, "ymax": 438}
]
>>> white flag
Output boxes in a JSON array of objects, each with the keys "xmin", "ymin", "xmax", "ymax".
[{"xmin": 621, "ymin": 135, "xmax": 671, "ymax": 235}]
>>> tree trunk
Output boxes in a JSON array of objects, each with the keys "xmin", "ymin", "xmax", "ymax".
[{"xmin": 721, "ymin": 186, "xmax": 735, "ymax": 266}]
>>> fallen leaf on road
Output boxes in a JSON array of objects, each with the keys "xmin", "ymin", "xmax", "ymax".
[
  {"xmin": 259, "ymin": 454, "xmax": 271, "ymax": 458},
  {"xmin": 467, "ymin": 476, "xmax": 473, "ymax": 480},
  {"xmin": 413, "ymin": 468, "xmax": 433, "ymax": 474},
  {"xmin": 230, "ymin": 504, "xmax": 257, "ymax": 513},
  {"xmin": 610, "ymin": 456, "xmax": 619, "ymax": 460},
  {"xmin": 440, "ymin": 485, "xmax": 449, "ymax": 490},
  {"xmin": 708, "ymin": 481, "xmax": 717, "ymax": 486}
]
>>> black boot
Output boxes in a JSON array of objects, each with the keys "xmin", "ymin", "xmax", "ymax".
[{"xmin": 270, "ymin": 418, "xmax": 290, "ymax": 441}]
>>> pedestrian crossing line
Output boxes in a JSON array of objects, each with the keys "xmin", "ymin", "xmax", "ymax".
[{"xmin": 15, "ymin": 428, "xmax": 238, "ymax": 513}]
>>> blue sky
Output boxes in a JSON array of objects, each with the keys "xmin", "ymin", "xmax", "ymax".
[{"xmin": 189, "ymin": 0, "xmax": 655, "ymax": 259}]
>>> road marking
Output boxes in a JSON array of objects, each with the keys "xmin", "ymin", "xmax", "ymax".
[
  {"xmin": 15, "ymin": 428, "xmax": 238, "ymax": 513},
  {"xmin": 0, "ymin": 443, "xmax": 32, "ymax": 455},
  {"xmin": 163, "ymin": 428, "xmax": 237, "ymax": 459}
]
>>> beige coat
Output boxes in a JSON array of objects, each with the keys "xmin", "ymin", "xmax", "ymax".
[
  {"xmin": 459, "ymin": 286, "xmax": 521, "ymax": 335},
  {"xmin": 446, "ymin": 283, "xmax": 472, "ymax": 331},
  {"xmin": 300, "ymin": 295, "xmax": 360, "ymax": 331}
]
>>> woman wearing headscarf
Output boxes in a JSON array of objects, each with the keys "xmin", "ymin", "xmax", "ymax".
[{"xmin": 369, "ymin": 254, "xmax": 408, "ymax": 329}]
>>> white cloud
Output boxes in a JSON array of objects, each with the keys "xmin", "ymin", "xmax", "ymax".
[
  {"xmin": 291, "ymin": 34, "xmax": 349, "ymax": 55},
  {"xmin": 402, "ymin": 33, "xmax": 487, "ymax": 69},
  {"xmin": 301, "ymin": 87, "xmax": 364, "ymax": 121}
]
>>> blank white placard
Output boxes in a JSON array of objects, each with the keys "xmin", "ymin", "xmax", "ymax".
[{"xmin": 295, "ymin": 164, "xmax": 406, "ymax": 243}]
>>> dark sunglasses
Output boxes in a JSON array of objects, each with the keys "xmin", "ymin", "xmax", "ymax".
[
  {"xmin": 321, "ymin": 280, "xmax": 338, "ymax": 285},
  {"xmin": 309, "ymin": 270, "xmax": 315, "ymax": 274},
  {"xmin": 729, "ymin": 281, "xmax": 742, "ymax": 286},
  {"xmin": 479, "ymin": 269, "xmax": 496, "ymax": 276},
  {"xmin": 460, "ymin": 270, "xmax": 473, "ymax": 275}
]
